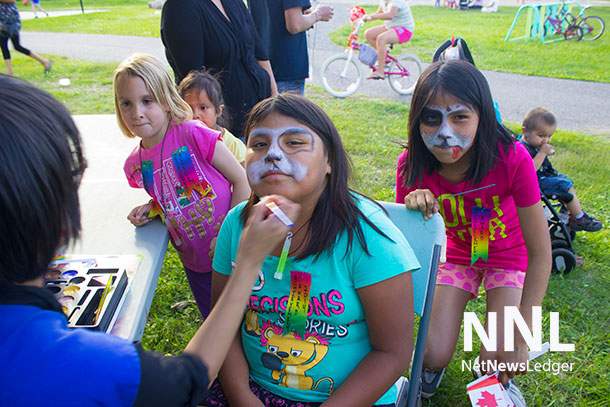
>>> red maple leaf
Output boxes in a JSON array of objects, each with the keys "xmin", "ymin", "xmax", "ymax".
[{"xmin": 476, "ymin": 390, "xmax": 499, "ymax": 407}]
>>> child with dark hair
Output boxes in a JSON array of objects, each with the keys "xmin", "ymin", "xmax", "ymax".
[
  {"xmin": 178, "ymin": 69, "xmax": 246, "ymax": 164},
  {"xmin": 0, "ymin": 73, "xmax": 299, "ymax": 406},
  {"xmin": 521, "ymin": 107, "xmax": 602, "ymax": 232},
  {"xmin": 206, "ymin": 93, "xmax": 419, "ymax": 406},
  {"xmin": 396, "ymin": 60, "xmax": 552, "ymax": 405}
]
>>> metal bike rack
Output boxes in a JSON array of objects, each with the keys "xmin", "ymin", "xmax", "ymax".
[{"xmin": 505, "ymin": 1, "xmax": 584, "ymax": 44}]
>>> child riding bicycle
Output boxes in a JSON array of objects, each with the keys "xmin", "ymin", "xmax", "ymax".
[{"xmin": 361, "ymin": 0, "xmax": 415, "ymax": 80}]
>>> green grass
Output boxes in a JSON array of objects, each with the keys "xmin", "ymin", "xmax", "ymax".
[
  {"xmin": 0, "ymin": 55, "xmax": 116, "ymax": 113},
  {"xmin": 13, "ymin": 55, "xmax": 610, "ymax": 406},
  {"xmin": 330, "ymin": 5, "xmax": 610, "ymax": 82},
  {"xmin": 20, "ymin": 1, "xmax": 161, "ymax": 37}
]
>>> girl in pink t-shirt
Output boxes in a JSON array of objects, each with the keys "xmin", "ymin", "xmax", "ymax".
[
  {"xmin": 396, "ymin": 60, "xmax": 551, "ymax": 401},
  {"xmin": 114, "ymin": 53, "xmax": 250, "ymax": 318}
]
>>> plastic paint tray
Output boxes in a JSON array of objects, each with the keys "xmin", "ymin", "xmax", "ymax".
[{"xmin": 44, "ymin": 267, "xmax": 128, "ymax": 331}]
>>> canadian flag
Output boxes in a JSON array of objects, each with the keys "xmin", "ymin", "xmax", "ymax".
[{"xmin": 466, "ymin": 373, "xmax": 514, "ymax": 407}]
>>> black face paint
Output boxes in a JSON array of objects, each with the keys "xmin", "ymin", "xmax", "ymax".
[{"xmin": 421, "ymin": 107, "xmax": 443, "ymax": 127}]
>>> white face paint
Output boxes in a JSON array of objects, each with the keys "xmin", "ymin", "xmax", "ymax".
[
  {"xmin": 246, "ymin": 126, "xmax": 312, "ymax": 185},
  {"xmin": 421, "ymin": 104, "xmax": 475, "ymax": 160}
]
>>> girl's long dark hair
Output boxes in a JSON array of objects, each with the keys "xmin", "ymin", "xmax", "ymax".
[
  {"xmin": 177, "ymin": 69, "xmax": 231, "ymax": 130},
  {"xmin": 401, "ymin": 60, "xmax": 514, "ymax": 188},
  {"xmin": 241, "ymin": 94, "xmax": 391, "ymax": 260}
]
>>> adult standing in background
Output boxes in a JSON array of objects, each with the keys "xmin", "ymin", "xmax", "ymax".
[
  {"xmin": 161, "ymin": 0, "xmax": 277, "ymax": 138},
  {"xmin": 1, "ymin": 0, "xmax": 52, "ymax": 75},
  {"xmin": 247, "ymin": 0, "xmax": 270, "ymax": 53},
  {"xmin": 266, "ymin": 0, "xmax": 333, "ymax": 94}
]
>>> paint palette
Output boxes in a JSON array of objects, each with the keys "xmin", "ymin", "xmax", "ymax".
[{"xmin": 44, "ymin": 267, "xmax": 128, "ymax": 331}]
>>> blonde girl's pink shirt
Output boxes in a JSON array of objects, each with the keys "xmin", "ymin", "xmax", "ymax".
[
  {"xmin": 123, "ymin": 121, "xmax": 231, "ymax": 273},
  {"xmin": 396, "ymin": 141, "xmax": 540, "ymax": 271}
]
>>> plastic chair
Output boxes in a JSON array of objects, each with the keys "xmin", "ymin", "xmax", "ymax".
[{"xmin": 376, "ymin": 201, "xmax": 446, "ymax": 407}]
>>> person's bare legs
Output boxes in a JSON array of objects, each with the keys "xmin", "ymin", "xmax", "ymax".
[
  {"xmin": 564, "ymin": 187, "xmax": 583, "ymax": 217},
  {"xmin": 479, "ymin": 286, "xmax": 523, "ymax": 370},
  {"xmin": 30, "ymin": 1, "xmax": 38, "ymax": 18},
  {"xmin": 371, "ymin": 29, "xmax": 399, "ymax": 79},
  {"xmin": 4, "ymin": 59, "xmax": 13, "ymax": 76},
  {"xmin": 364, "ymin": 25, "xmax": 387, "ymax": 51},
  {"xmin": 423, "ymin": 284, "xmax": 472, "ymax": 370},
  {"xmin": 28, "ymin": 51, "xmax": 51, "ymax": 71}
]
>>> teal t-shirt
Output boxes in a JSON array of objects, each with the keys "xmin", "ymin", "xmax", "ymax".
[{"xmin": 213, "ymin": 197, "xmax": 421, "ymax": 404}]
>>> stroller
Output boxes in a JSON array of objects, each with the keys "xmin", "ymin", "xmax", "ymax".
[{"xmin": 542, "ymin": 191, "xmax": 578, "ymax": 274}]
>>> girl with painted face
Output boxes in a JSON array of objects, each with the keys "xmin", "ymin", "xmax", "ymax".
[
  {"xmin": 396, "ymin": 60, "xmax": 551, "ymax": 404},
  {"xmin": 114, "ymin": 53, "xmax": 251, "ymax": 319},
  {"xmin": 207, "ymin": 93, "xmax": 420, "ymax": 407}
]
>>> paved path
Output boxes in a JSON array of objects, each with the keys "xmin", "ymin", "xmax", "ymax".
[{"xmin": 18, "ymin": 1, "xmax": 610, "ymax": 134}]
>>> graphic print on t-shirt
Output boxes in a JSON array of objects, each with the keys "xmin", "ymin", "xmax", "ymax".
[
  {"xmin": 243, "ymin": 270, "xmax": 354, "ymax": 394},
  {"xmin": 438, "ymin": 194, "xmax": 507, "ymax": 243},
  {"xmin": 140, "ymin": 145, "xmax": 221, "ymax": 244}
]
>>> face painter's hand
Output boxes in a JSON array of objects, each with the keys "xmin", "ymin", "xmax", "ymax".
[
  {"xmin": 127, "ymin": 202, "xmax": 153, "ymax": 227},
  {"xmin": 236, "ymin": 195, "xmax": 301, "ymax": 269},
  {"xmin": 404, "ymin": 189, "xmax": 439, "ymax": 220}
]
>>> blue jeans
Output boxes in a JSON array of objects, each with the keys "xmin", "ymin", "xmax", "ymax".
[
  {"xmin": 539, "ymin": 174, "xmax": 574, "ymax": 196},
  {"xmin": 277, "ymin": 80, "xmax": 305, "ymax": 95}
]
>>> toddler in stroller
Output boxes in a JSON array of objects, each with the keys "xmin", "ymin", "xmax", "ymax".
[{"xmin": 521, "ymin": 107, "xmax": 603, "ymax": 273}]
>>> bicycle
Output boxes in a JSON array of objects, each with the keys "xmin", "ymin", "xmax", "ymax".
[
  {"xmin": 321, "ymin": 13, "xmax": 422, "ymax": 98},
  {"xmin": 563, "ymin": 5, "xmax": 605, "ymax": 41},
  {"xmin": 542, "ymin": 6, "xmax": 583, "ymax": 41}
]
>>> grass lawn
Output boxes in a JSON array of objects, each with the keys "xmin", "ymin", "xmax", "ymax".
[
  {"xmin": 329, "ymin": 5, "xmax": 610, "ymax": 82},
  {"xmin": 19, "ymin": 1, "xmax": 610, "ymax": 82},
  {"xmin": 13, "ymin": 55, "xmax": 610, "ymax": 406}
]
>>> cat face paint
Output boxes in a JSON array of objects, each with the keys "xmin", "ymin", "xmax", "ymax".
[
  {"xmin": 420, "ymin": 104, "xmax": 477, "ymax": 160},
  {"xmin": 246, "ymin": 126, "xmax": 313, "ymax": 185}
]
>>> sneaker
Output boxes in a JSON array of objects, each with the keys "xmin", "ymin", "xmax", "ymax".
[
  {"xmin": 421, "ymin": 368, "xmax": 445, "ymax": 399},
  {"xmin": 504, "ymin": 379, "xmax": 527, "ymax": 407},
  {"xmin": 569, "ymin": 212, "xmax": 603, "ymax": 232}
]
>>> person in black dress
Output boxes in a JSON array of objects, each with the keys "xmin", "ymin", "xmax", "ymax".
[{"xmin": 161, "ymin": 0, "xmax": 278, "ymax": 138}]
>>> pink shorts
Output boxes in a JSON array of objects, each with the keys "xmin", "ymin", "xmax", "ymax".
[
  {"xmin": 389, "ymin": 26, "xmax": 413, "ymax": 44},
  {"xmin": 437, "ymin": 262, "xmax": 525, "ymax": 300}
]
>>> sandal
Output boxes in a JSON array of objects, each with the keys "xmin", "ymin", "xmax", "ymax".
[{"xmin": 367, "ymin": 73, "xmax": 384, "ymax": 80}]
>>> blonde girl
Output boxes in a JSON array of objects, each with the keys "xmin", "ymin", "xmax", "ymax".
[{"xmin": 114, "ymin": 53, "xmax": 250, "ymax": 318}]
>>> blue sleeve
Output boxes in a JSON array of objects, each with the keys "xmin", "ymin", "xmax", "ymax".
[{"xmin": 283, "ymin": 0, "xmax": 311, "ymax": 10}]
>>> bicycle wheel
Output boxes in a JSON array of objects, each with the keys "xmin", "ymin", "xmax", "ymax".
[
  {"xmin": 579, "ymin": 16, "xmax": 605, "ymax": 41},
  {"xmin": 564, "ymin": 24, "xmax": 583, "ymax": 40},
  {"xmin": 387, "ymin": 54, "xmax": 422, "ymax": 95},
  {"xmin": 321, "ymin": 54, "xmax": 362, "ymax": 98}
]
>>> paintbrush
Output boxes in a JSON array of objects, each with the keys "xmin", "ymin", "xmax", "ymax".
[
  {"xmin": 438, "ymin": 184, "xmax": 496, "ymax": 200},
  {"xmin": 94, "ymin": 276, "xmax": 113, "ymax": 324}
]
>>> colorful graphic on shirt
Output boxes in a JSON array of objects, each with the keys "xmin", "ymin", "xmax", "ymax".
[
  {"xmin": 438, "ymin": 194, "xmax": 507, "ymax": 243},
  {"xmin": 260, "ymin": 320, "xmax": 333, "ymax": 392},
  {"xmin": 171, "ymin": 146, "xmax": 215, "ymax": 203},
  {"xmin": 141, "ymin": 160, "xmax": 164, "ymax": 219},
  {"xmin": 284, "ymin": 271, "xmax": 312, "ymax": 337},
  {"xmin": 471, "ymin": 206, "xmax": 491, "ymax": 265}
]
